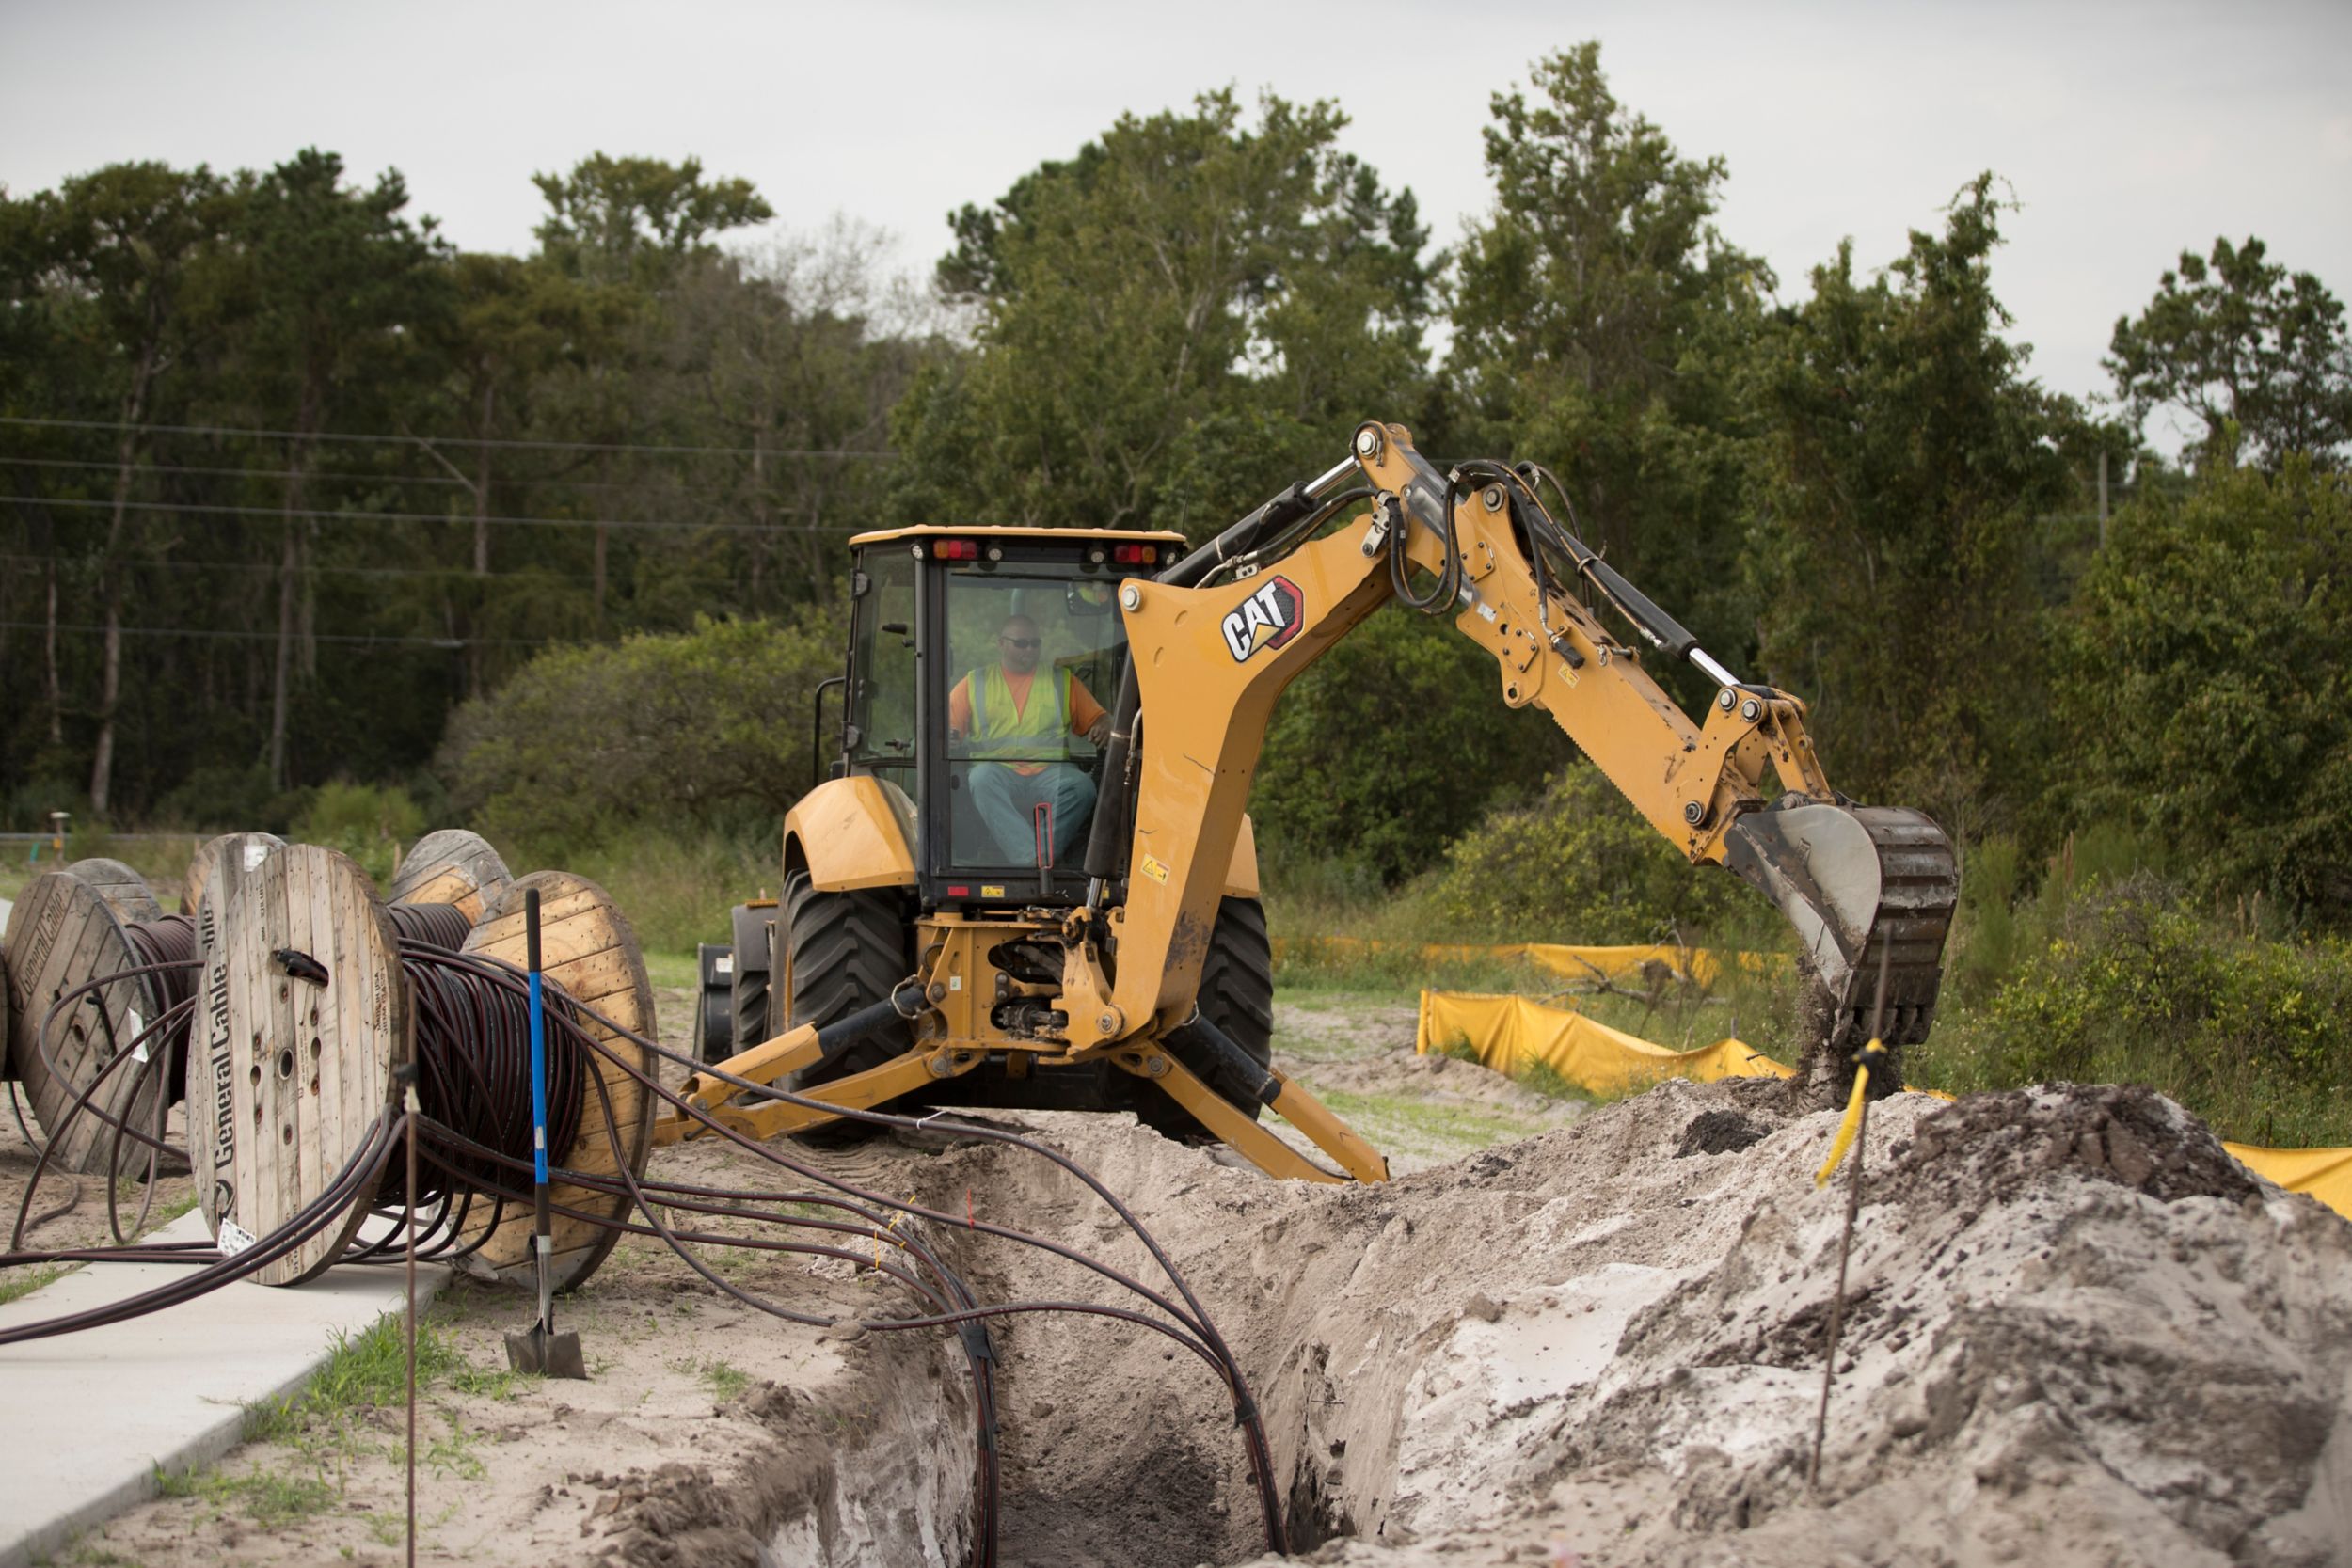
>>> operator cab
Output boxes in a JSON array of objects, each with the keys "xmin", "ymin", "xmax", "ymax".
[{"xmin": 838, "ymin": 525, "xmax": 1183, "ymax": 911}]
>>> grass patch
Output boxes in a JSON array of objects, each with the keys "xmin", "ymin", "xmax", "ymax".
[
  {"xmin": 153, "ymin": 1463, "xmax": 335, "ymax": 1528},
  {"xmin": 644, "ymin": 949, "xmax": 699, "ymax": 990},
  {"xmin": 0, "ymin": 1264, "xmax": 67, "ymax": 1305},
  {"xmin": 1295, "ymin": 1085, "xmax": 1547, "ymax": 1156},
  {"xmin": 699, "ymin": 1359, "xmax": 753, "ymax": 1401}
]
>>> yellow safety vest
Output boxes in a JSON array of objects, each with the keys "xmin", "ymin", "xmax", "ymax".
[{"xmin": 966, "ymin": 664, "xmax": 1073, "ymax": 767}]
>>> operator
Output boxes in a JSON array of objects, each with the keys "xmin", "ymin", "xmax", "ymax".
[{"xmin": 948, "ymin": 613, "xmax": 1112, "ymax": 865}]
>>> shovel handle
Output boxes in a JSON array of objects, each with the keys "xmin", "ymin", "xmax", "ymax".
[{"xmin": 526, "ymin": 889, "xmax": 551, "ymax": 1231}]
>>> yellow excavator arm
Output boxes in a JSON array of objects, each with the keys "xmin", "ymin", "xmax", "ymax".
[{"xmin": 1060, "ymin": 421, "xmax": 1959, "ymax": 1099}]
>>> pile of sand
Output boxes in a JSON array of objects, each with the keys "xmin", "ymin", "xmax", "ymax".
[{"xmin": 862, "ymin": 1077, "xmax": 2352, "ymax": 1567}]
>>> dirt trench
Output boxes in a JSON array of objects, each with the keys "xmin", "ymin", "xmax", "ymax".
[{"xmin": 769, "ymin": 1075, "xmax": 2352, "ymax": 1568}]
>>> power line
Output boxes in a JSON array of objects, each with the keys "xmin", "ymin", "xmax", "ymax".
[
  {"xmin": 0, "ymin": 451, "xmax": 777, "ymax": 500},
  {"xmin": 0, "ymin": 494, "xmax": 859, "ymax": 535},
  {"xmin": 0, "ymin": 619, "xmax": 557, "ymax": 648},
  {"xmin": 0, "ymin": 552, "xmax": 599, "ymax": 584},
  {"xmin": 0, "ymin": 414, "xmax": 897, "ymax": 461}
]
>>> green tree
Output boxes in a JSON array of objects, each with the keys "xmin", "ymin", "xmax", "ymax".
[
  {"xmin": 2106, "ymin": 236, "xmax": 2352, "ymax": 469},
  {"xmin": 3, "ymin": 161, "xmax": 241, "ymax": 814},
  {"xmin": 2052, "ymin": 458, "xmax": 2352, "ymax": 920},
  {"xmin": 1251, "ymin": 609, "xmax": 1573, "ymax": 884},
  {"xmin": 1744, "ymin": 176, "xmax": 2071, "ymax": 836},
  {"xmin": 226, "ymin": 148, "xmax": 448, "ymax": 787},
  {"xmin": 1446, "ymin": 42, "xmax": 1772, "ymax": 670},
  {"xmin": 531, "ymin": 153, "xmax": 772, "ymax": 288},
  {"xmin": 893, "ymin": 89, "xmax": 1431, "ymax": 537}
]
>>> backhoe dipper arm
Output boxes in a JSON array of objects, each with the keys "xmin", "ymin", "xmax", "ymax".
[{"xmin": 1062, "ymin": 421, "xmax": 1957, "ymax": 1090}]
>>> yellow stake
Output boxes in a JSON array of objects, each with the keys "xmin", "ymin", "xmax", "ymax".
[{"xmin": 1814, "ymin": 1039, "xmax": 1885, "ymax": 1189}]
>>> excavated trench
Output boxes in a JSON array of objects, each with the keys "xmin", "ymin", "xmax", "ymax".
[{"xmin": 694, "ymin": 1078, "xmax": 2352, "ymax": 1568}]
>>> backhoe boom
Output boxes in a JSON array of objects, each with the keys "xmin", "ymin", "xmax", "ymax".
[{"xmin": 1062, "ymin": 421, "xmax": 1958, "ymax": 1099}]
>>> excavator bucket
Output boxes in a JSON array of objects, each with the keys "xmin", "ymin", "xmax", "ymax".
[{"xmin": 1722, "ymin": 803, "xmax": 1960, "ymax": 1101}]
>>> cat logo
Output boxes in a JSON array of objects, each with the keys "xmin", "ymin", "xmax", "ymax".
[{"xmin": 1220, "ymin": 576, "xmax": 1305, "ymax": 662}]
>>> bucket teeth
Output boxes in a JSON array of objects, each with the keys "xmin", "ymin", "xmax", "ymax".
[{"xmin": 1723, "ymin": 800, "xmax": 1961, "ymax": 1099}]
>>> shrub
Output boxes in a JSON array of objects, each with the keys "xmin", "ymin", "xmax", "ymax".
[
  {"xmin": 1929, "ymin": 874, "xmax": 2352, "ymax": 1146},
  {"xmin": 293, "ymin": 781, "xmax": 427, "ymax": 887},
  {"xmin": 1430, "ymin": 762, "xmax": 1766, "ymax": 942},
  {"xmin": 436, "ymin": 609, "xmax": 845, "ymax": 863}
]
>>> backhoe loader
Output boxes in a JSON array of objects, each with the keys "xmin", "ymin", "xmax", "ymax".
[{"xmin": 659, "ymin": 422, "xmax": 1960, "ymax": 1180}]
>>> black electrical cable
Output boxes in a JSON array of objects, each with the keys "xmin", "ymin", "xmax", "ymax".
[{"xmin": 4, "ymin": 937, "xmax": 1287, "ymax": 1560}]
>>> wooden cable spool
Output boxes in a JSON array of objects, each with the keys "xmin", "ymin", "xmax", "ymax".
[
  {"xmin": 453, "ymin": 870, "xmax": 656, "ymax": 1293},
  {"xmin": 182, "ymin": 832, "xmax": 286, "ymax": 922},
  {"xmin": 389, "ymin": 830, "xmax": 514, "ymax": 925},
  {"xmin": 62, "ymin": 857, "xmax": 166, "ymax": 925},
  {"xmin": 187, "ymin": 847, "xmax": 655, "ymax": 1291},
  {"xmin": 1, "ymin": 868, "xmax": 176, "ymax": 1174}
]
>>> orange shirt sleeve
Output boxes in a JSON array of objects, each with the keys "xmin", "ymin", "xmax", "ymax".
[
  {"xmin": 1068, "ymin": 675, "xmax": 1106, "ymax": 736},
  {"xmin": 948, "ymin": 675, "xmax": 973, "ymax": 736}
]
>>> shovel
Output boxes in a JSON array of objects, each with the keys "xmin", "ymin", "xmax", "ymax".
[{"xmin": 506, "ymin": 886, "xmax": 587, "ymax": 1379}]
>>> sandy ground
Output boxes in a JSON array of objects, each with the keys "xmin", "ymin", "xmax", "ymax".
[{"xmin": 8, "ymin": 979, "xmax": 2352, "ymax": 1568}]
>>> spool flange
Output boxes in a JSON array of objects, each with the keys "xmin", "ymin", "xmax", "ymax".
[
  {"xmin": 2, "ymin": 871, "xmax": 174, "ymax": 1174},
  {"xmin": 183, "ymin": 833, "xmax": 286, "ymax": 923},
  {"xmin": 456, "ymin": 870, "xmax": 657, "ymax": 1294},
  {"xmin": 389, "ymin": 831, "xmax": 514, "ymax": 926},
  {"xmin": 189, "ymin": 845, "xmax": 406, "ymax": 1286}
]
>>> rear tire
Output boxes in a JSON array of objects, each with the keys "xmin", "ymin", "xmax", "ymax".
[
  {"xmin": 780, "ymin": 870, "xmax": 914, "ymax": 1091},
  {"xmin": 728, "ymin": 903, "xmax": 774, "ymax": 1053},
  {"xmin": 1139, "ymin": 896, "xmax": 1275, "ymax": 1140}
]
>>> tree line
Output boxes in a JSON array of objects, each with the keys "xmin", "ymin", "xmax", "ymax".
[{"xmin": 6, "ymin": 43, "xmax": 2349, "ymax": 924}]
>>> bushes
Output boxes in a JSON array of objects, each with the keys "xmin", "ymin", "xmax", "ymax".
[
  {"xmin": 437, "ymin": 610, "xmax": 844, "ymax": 863},
  {"xmin": 1429, "ymin": 761, "xmax": 1765, "ymax": 942},
  {"xmin": 1925, "ymin": 872, "xmax": 2352, "ymax": 1146},
  {"xmin": 292, "ymin": 781, "xmax": 428, "ymax": 887},
  {"xmin": 2052, "ymin": 458, "xmax": 2352, "ymax": 922}
]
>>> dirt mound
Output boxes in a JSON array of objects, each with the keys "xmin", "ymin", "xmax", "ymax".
[
  {"xmin": 859, "ymin": 1078, "xmax": 2351, "ymax": 1567},
  {"xmin": 1890, "ymin": 1082, "xmax": 2262, "ymax": 1206}
]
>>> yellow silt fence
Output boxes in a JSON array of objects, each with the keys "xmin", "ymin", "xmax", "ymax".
[{"xmin": 1413, "ymin": 985, "xmax": 2352, "ymax": 1222}]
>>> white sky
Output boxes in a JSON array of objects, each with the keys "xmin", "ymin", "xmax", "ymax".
[{"xmin": 6, "ymin": 0, "xmax": 2348, "ymax": 446}]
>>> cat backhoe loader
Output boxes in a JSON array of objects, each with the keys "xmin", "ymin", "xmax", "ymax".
[{"xmin": 656, "ymin": 422, "xmax": 1960, "ymax": 1181}]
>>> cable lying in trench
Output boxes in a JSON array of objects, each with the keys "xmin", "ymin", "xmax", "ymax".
[{"xmin": 0, "ymin": 942, "xmax": 1289, "ymax": 1566}]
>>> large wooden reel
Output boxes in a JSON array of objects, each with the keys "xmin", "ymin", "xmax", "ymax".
[
  {"xmin": 455, "ymin": 870, "xmax": 657, "ymax": 1294},
  {"xmin": 189, "ymin": 845, "xmax": 406, "ymax": 1287},
  {"xmin": 65, "ymin": 857, "xmax": 165, "ymax": 925},
  {"xmin": 183, "ymin": 832, "xmax": 286, "ymax": 922},
  {"xmin": 389, "ymin": 831, "xmax": 514, "ymax": 925},
  {"xmin": 2, "ymin": 871, "xmax": 175, "ymax": 1174}
]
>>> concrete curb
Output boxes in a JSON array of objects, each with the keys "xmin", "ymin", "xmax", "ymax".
[{"xmin": 0, "ymin": 1211, "xmax": 450, "ymax": 1567}]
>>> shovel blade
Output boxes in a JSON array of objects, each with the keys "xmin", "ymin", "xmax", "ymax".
[{"xmin": 505, "ymin": 1325, "xmax": 589, "ymax": 1379}]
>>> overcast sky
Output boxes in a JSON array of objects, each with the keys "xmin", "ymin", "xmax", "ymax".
[{"xmin": 5, "ymin": 0, "xmax": 2347, "ymax": 448}]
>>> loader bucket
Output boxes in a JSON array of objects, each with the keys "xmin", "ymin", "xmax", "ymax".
[{"xmin": 1722, "ymin": 802, "xmax": 1959, "ymax": 1101}]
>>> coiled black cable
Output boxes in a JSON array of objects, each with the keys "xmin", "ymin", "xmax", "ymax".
[{"xmin": 382, "ymin": 942, "xmax": 586, "ymax": 1213}]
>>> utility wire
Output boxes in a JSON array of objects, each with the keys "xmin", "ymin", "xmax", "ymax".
[
  {"xmin": 0, "ymin": 494, "xmax": 857, "ymax": 535},
  {"xmin": 0, "ymin": 451, "xmax": 787, "ymax": 500},
  {"xmin": 0, "ymin": 551, "xmax": 602, "ymax": 584},
  {"xmin": 0, "ymin": 414, "xmax": 897, "ymax": 461},
  {"xmin": 0, "ymin": 619, "xmax": 556, "ymax": 648}
]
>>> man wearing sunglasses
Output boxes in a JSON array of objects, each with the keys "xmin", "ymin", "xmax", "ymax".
[{"xmin": 947, "ymin": 613, "xmax": 1114, "ymax": 866}]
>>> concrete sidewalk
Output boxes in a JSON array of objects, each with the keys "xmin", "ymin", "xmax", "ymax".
[{"xmin": 0, "ymin": 1212, "xmax": 449, "ymax": 1568}]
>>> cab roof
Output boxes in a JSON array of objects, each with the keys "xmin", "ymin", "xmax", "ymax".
[{"xmin": 849, "ymin": 524, "xmax": 1188, "ymax": 548}]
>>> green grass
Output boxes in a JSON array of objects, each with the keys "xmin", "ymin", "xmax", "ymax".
[
  {"xmin": 1290, "ymin": 1085, "xmax": 1552, "ymax": 1160},
  {"xmin": 153, "ymin": 1463, "xmax": 334, "ymax": 1528},
  {"xmin": 0, "ymin": 1264, "xmax": 67, "ymax": 1306},
  {"xmin": 644, "ymin": 949, "xmax": 699, "ymax": 990},
  {"xmin": 699, "ymin": 1359, "xmax": 753, "ymax": 1401}
]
